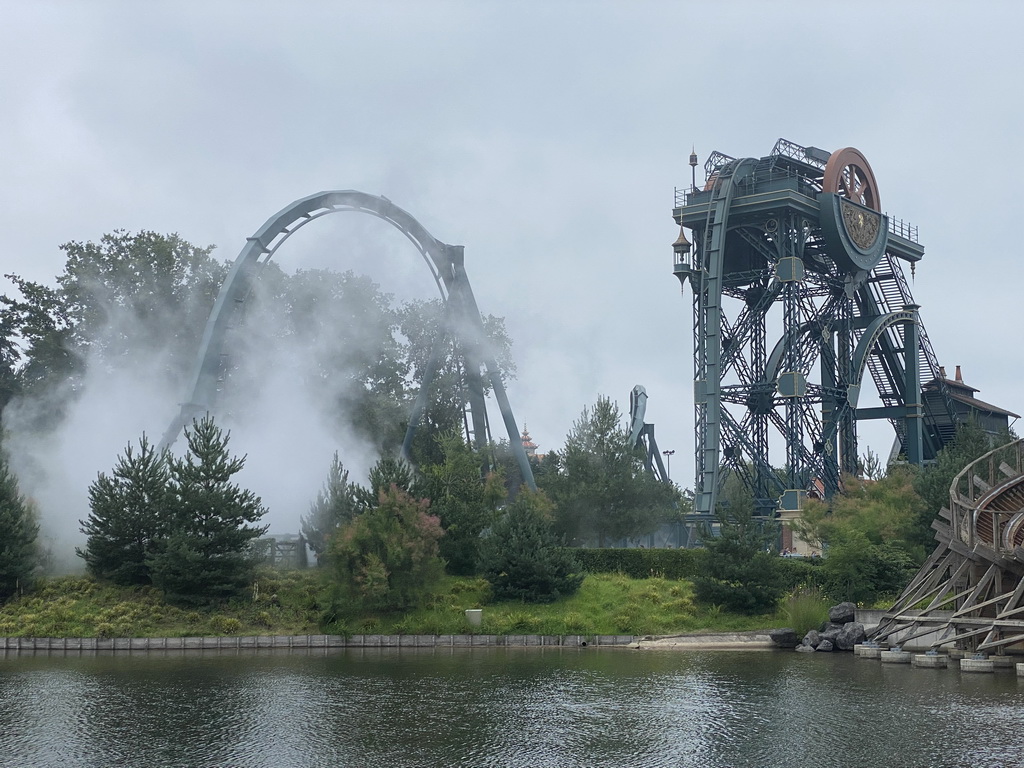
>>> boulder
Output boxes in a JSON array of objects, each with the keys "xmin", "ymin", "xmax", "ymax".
[
  {"xmin": 819, "ymin": 623, "xmax": 843, "ymax": 644},
  {"xmin": 816, "ymin": 639, "xmax": 834, "ymax": 652},
  {"xmin": 828, "ymin": 602, "xmax": 857, "ymax": 625},
  {"xmin": 835, "ymin": 621, "xmax": 866, "ymax": 651},
  {"xmin": 769, "ymin": 628, "xmax": 801, "ymax": 648},
  {"xmin": 802, "ymin": 629, "xmax": 821, "ymax": 648},
  {"xmin": 795, "ymin": 642, "xmax": 816, "ymax": 653}
]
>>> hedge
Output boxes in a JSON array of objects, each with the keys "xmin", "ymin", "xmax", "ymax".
[
  {"xmin": 563, "ymin": 547, "xmax": 823, "ymax": 588},
  {"xmin": 562, "ymin": 548, "xmax": 706, "ymax": 580}
]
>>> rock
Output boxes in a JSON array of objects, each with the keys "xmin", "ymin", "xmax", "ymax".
[
  {"xmin": 816, "ymin": 639, "xmax": 834, "ymax": 652},
  {"xmin": 769, "ymin": 628, "xmax": 800, "ymax": 648},
  {"xmin": 819, "ymin": 623, "xmax": 843, "ymax": 644},
  {"xmin": 836, "ymin": 622, "xmax": 866, "ymax": 651},
  {"xmin": 802, "ymin": 629, "xmax": 821, "ymax": 648},
  {"xmin": 829, "ymin": 602, "xmax": 857, "ymax": 625},
  {"xmin": 795, "ymin": 642, "xmax": 816, "ymax": 653}
]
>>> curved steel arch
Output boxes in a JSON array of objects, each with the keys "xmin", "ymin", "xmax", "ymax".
[
  {"xmin": 160, "ymin": 190, "xmax": 536, "ymax": 490},
  {"xmin": 846, "ymin": 309, "xmax": 918, "ymax": 408}
]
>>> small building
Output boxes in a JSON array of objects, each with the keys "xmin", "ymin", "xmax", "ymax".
[
  {"xmin": 521, "ymin": 426, "xmax": 539, "ymax": 458},
  {"xmin": 922, "ymin": 365, "xmax": 1019, "ymax": 443}
]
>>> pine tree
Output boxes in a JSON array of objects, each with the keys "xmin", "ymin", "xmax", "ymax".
[
  {"xmin": 0, "ymin": 449, "xmax": 38, "ymax": 600},
  {"xmin": 418, "ymin": 431, "xmax": 503, "ymax": 575},
  {"xmin": 693, "ymin": 504, "xmax": 785, "ymax": 614},
  {"xmin": 353, "ymin": 455, "xmax": 417, "ymax": 511},
  {"xmin": 478, "ymin": 490, "xmax": 582, "ymax": 603},
  {"xmin": 543, "ymin": 395, "xmax": 677, "ymax": 546},
  {"xmin": 78, "ymin": 435, "xmax": 170, "ymax": 585},
  {"xmin": 149, "ymin": 416, "xmax": 268, "ymax": 602},
  {"xmin": 301, "ymin": 452, "xmax": 359, "ymax": 560}
]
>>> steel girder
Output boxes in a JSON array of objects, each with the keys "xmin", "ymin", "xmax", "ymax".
[
  {"xmin": 675, "ymin": 141, "xmax": 938, "ymax": 517},
  {"xmin": 160, "ymin": 190, "xmax": 536, "ymax": 490}
]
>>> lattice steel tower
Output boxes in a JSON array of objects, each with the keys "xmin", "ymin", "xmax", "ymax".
[{"xmin": 673, "ymin": 139, "xmax": 954, "ymax": 519}]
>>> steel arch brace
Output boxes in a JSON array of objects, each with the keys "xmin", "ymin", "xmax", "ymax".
[
  {"xmin": 693, "ymin": 157, "xmax": 757, "ymax": 514},
  {"xmin": 848, "ymin": 307, "xmax": 924, "ymax": 464},
  {"xmin": 159, "ymin": 190, "xmax": 536, "ymax": 490}
]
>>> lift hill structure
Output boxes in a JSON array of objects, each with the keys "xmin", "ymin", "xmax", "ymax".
[{"xmin": 672, "ymin": 138, "xmax": 1016, "ymax": 520}]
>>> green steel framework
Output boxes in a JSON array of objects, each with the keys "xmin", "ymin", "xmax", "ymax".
[
  {"xmin": 673, "ymin": 139, "xmax": 953, "ymax": 517},
  {"xmin": 160, "ymin": 190, "xmax": 537, "ymax": 491}
]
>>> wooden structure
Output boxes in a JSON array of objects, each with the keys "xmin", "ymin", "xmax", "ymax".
[
  {"xmin": 252, "ymin": 535, "xmax": 309, "ymax": 570},
  {"xmin": 871, "ymin": 439, "xmax": 1024, "ymax": 654}
]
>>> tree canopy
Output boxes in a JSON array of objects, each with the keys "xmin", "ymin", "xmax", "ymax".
[{"xmin": 541, "ymin": 395, "xmax": 677, "ymax": 546}]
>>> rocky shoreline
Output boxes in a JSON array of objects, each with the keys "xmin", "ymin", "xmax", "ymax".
[{"xmin": 768, "ymin": 601, "xmax": 867, "ymax": 653}]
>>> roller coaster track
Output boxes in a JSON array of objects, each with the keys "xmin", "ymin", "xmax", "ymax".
[
  {"xmin": 159, "ymin": 190, "xmax": 536, "ymax": 490},
  {"xmin": 871, "ymin": 439, "xmax": 1024, "ymax": 654}
]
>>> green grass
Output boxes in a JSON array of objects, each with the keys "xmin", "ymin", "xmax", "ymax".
[
  {"xmin": 780, "ymin": 588, "xmax": 829, "ymax": 636},
  {"xmin": 0, "ymin": 570, "xmax": 790, "ymax": 639}
]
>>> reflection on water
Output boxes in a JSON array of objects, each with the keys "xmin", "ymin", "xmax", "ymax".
[{"xmin": 1, "ymin": 647, "xmax": 1022, "ymax": 767}]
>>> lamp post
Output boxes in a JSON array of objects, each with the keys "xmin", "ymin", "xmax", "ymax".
[{"xmin": 662, "ymin": 449, "xmax": 675, "ymax": 481}]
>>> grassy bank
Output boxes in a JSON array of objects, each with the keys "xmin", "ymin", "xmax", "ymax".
[{"xmin": 0, "ymin": 570, "xmax": 799, "ymax": 640}]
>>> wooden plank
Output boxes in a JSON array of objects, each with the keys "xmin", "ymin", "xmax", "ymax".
[{"xmin": 977, "ymin": 631, "xmax": 1024, "ymax": 651}]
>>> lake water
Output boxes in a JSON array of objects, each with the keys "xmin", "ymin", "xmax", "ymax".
[{"xmin": 1, "ymin": 647, "xmax": 1022, "ymax": 768}]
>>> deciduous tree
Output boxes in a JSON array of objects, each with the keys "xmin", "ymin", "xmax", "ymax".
[
  {"xmin": 419, "ymin": 431, "xmax": 504, "ymax": 575},
  {"xmin": 328, "ymin": 486, "xmax": 444, "ymax": 612}
]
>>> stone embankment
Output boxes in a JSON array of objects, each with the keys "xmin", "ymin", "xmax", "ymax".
[{"xmin": 769, "ymin": 601, "xmax": 867, "ymax": 653}]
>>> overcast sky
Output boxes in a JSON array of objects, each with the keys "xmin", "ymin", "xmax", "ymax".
[{"xmin": 3, "ymin": 1, "xmax": 1023, "ymax": 526}]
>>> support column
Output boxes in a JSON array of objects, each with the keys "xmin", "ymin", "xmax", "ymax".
[{"xmin": 903, "ymin": 304, "xmax": 924, "ymax": 466}]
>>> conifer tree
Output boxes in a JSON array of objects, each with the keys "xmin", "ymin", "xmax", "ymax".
[
  {"xmin": 478, "ymin": 490, "xmax": 582, "ymax": 603},
  {"xmin": 79, "ymin": 435, "xmax": 170, "ymax": 585},
  {"xmin": 0, "ymin": 448, "xmax": 38, "ymax": 600},
  {"xmin": 418, "ymin": 431, "xmax": 504, "ymax": 575},
  {"xmin": 353, "ymin": 455, "xmax": 418, "ymax": 511},
  {"xmin": 301, "ymin": 452, "xmax": 359, "ymax": 560},
  {"xmin": 148, "ymin": 416, "xmax": 268, "ymax": 602}
]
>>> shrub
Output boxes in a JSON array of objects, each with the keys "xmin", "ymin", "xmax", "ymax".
[
  {"xmin": 820, "ymin": 530, "xmax": 917, "ymax": 605},
  {"xmin": 692, "ymin": 508, "xmax": 786, "ymax": 615},
  {"xmin": 210, "ymin": 616, "xmax": 242, "ymax": 634},
  {"xmin": 329, "ymin": 487, "xmax": 445, "ymax": 613},
  {"xmin": 478, "ymin": 491, "xmax": 583, "ymax": 603},
  {"xmin": 782, "ymin": 588, "xmax": 829, "ymax": 636}
]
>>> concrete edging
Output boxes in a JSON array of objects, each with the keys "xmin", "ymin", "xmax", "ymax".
[{"xmin": 0, "ymin": 634, "xmax": 639, "ymax": 653}]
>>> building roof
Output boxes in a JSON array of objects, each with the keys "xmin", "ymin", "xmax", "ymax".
[{"xmin": 922, "ymin": 365, "xmax": 1020, "ymax": 419}]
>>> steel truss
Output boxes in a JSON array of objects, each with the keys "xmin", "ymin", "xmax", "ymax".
[{"xmin": 674, "ymin": 139, "xmax": 950, "ymax": 516}]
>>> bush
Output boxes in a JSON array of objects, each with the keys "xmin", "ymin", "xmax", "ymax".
[
  {"xmin": 692, "ymin": 508, "xmax": 786, "ymax": 615},
  {"xmin": 478, "ymin": 491, "xmax": 583, "ymax": 603},
  {"xmin": 782, "ymin": 588, "xmax": 830, "ymax": 636},
  {"xmin": 329, "ymin": 487, "xmax": 445, "ymax": 613},
  {"xmin": 820, "ymin": 530, "xmax": 917, "ymax": 605}
]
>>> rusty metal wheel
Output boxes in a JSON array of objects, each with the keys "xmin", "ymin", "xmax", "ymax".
[{"xmin": 822, "ymin": 147, "xmax": 880, "ymax": 211}]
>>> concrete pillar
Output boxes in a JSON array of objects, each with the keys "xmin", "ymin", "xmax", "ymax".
[
  {"xmin": 913, "ymin": 653, "xmax": 948, "ymax": 668},
  {"xmin": 880, "ymin": 648, "xmax": 913, "ymax": 663},
  {"xmin": 960, "ymin": 657, "xmax": 995, "ymax": 673}
]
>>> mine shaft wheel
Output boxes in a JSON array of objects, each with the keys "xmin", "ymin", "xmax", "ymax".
[{"xmin": 823, "ymin": 147, "xmax": 880, "ymax": 211}]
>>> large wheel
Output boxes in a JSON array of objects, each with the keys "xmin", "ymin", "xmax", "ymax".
[{"xmin": 823, "ymin": 147, "xmax": 880, "ymax": 211}]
